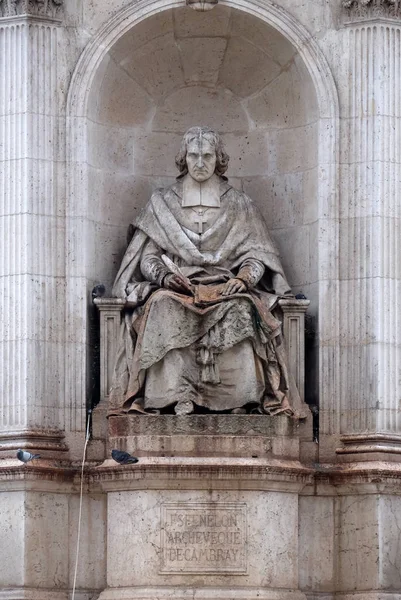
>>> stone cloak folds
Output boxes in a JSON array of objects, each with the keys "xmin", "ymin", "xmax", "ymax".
[{"xmin": 109, "ymin": 180, "xmax": 305, "ymax": 417}]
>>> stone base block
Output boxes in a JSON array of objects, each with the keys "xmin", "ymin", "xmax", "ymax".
[
  {"xmin": 98, "ymin": 587, "xmax": 307, "ymax": 600},
  {"xmin": 0, "ymin": 429, "xmax": 68, "ymax": 459},
  {"xmin": 335, "ymin": 595, "xmax": 401, "ymax": 600},
  {"xmin": 303, "ymin": 595, "xmax": 401, "ymax": 600},
  {"xmin": 337, "ymin": 434, "xmax": 401, "ymax": 463},
  {"xmin": 107, "ymin": 414, "xmax": 305, "ymax": 460},
  {"xmin": 0, "ymin": 590, "xmax": 68, "ymax": 600},
  {"xmin": 100, "ymin": 483, "xmax": 305, "ymax": 593},
  {"xmin": 0, "ymin": 591, "xmax": 98, "ymax": 600}
]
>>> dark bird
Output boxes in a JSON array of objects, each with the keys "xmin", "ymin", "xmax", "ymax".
[
  {"xmin": 295, "ymin": 293, "xmax": 307, "ymax": 300},
  {"xmin": 92, "ymin": 284, "xmax": 106, "ymax": 300},
  {"xmin": 17, "ymin": 449, "xmax": 40, "ymax": 463},
  {"xmin": 111, "ymin": 449, "xmax": 139, "ymax": 465}
]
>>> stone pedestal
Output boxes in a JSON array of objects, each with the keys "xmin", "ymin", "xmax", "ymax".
[
  {"xmin": 0, "ymin": 461, "xmax": 107, "ymax": 600},
  {"xmin": 300, "ymin": 462, "xmax": 401, "ymax": 600},
  {"xmin": 108, "ymin": 414, "xmax": 304, "ymax": 459},
  {"xmin": 98, "ymin": 483, "xmax": 308, "ymax": 600},
  {"xmin": 94, "ymin": 414, "xmax": 312, "ymax": 600}
]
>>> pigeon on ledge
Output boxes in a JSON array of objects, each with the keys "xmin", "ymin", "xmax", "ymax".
[
  {"xmin": 111, "ymin": 449, "xmax": 139, "ymax": 465},
  {"xmin": 17, "ymin": 449, "xmax": 40, "ymax": 463},
  {"xmin": 92, "ymin": 284, "xmax": 106, "ymax": 300}
]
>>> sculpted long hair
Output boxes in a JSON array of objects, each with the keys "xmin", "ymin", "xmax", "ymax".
[{"xmin": 175, "ymin": 126, "xmax": 230, "ymax": 178}]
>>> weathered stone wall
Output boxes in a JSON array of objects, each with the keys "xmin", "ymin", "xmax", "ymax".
[
  {"xmin": 85, "ymin": 6, "xmax": 319, "ymax": 302},
  {"xmin": 1, "ymin": 1, "xmax": 401, "ymax": 600}
]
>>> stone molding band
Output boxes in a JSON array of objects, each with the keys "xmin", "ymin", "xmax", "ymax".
[
  {"xmin": 342, "ymin": 0, "xmax": 401, "ymax": 20},
  {"xmin": 0, "ymin": 428, "xmax": 68, "ymax": 455},
  {"xmin": 337, "ymin": 433, "xmax": 401, "ymax": 461},
  {"xmin": 0, "ymin": 0, "xmax": 63, "ymax": 19},
  {"xmin": 3, "ymin": 458, "xmax": 401, "ymax": 493}
]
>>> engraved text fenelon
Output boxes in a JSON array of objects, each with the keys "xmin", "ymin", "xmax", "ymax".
[{"xmin": 160, "ymin": 502, "xmax": 247, "ymax": 574}]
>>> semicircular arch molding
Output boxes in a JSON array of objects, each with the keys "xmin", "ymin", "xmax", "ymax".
[{"xmin": 67, "ymin": 0, "xmax": 339, "ymax": 124}]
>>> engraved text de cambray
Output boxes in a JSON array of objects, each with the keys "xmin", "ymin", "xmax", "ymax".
[{"xmin": 160, "ymin": 503, "xmax": 247, "ymax": 574}]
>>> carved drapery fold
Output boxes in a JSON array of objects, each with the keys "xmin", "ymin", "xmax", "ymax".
[
  {"xmin": 0, "ymin": 0, "xmax": 63, "ymax": 19},
  {"xmin": 94, "ymin": 297, "xmax": 309, "ymax": 407},
  {"xmin": 342, "ymin": 0, "xmax": 401, "ymax": 20}
]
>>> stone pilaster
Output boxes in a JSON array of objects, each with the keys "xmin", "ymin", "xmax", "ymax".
[
  {"xmin": 0, "ymin": 1, "xmax": 67, "ymax": 454},
  {"xmin": 338, "ymin": 2, "xmax": 401, "ymax": 458}
]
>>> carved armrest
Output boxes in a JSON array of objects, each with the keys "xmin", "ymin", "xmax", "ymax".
[
  {"xmin": 278, "ymin": 298, "xmax": 310, "ymax": 402},
  {"xmin": 94, "ymin": 298, "xmax": 125, "ymax": 404}
]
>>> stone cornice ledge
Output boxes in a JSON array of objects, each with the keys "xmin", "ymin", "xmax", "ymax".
[
  {"xmin": 313, "ymin": 460, "xmax": 401, "ymax": 495},
  {"xmin": 4, "ymin": 459, "xmax": 401, "ymax": 495},
  {"xmin": 0, "ymin": 460, "xmax": 78, "ymax": 492},
  {"xmin": 0, "ymin": 0, "xmax": 63, "ymax": 20},
  {"xmin": 0, "ymin": 457, "xmax": 314, "ymax": 494},
  {"xmin": 342, "ymin": 0, "xmax": 401, "ymax": 22},
  {"xmin": 91, "ymin": 457, "xmax": 314, "ymax": 493}
]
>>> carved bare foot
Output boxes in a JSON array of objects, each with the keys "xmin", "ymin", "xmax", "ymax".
[{"xmin": 174, "ymin": 400, "xmax": 194, "ymax": 415}]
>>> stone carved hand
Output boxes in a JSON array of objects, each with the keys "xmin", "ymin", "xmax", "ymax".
[
  {"xmin": 221, "ymin": 278, "xmax": 247, "ymax": 296},
  {"xmin": 163, "ymin": 273, "xmax": 193, "ymax": 295}
]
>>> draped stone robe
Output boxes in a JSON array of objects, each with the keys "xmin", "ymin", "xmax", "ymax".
[{"xmin": 109, "ymin": 178, "xmax": 304, "ymax": 417}]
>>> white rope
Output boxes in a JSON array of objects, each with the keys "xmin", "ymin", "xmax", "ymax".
[{"xmin": 71, "ymin": 410, "xmax": 91, "ymax": 600}]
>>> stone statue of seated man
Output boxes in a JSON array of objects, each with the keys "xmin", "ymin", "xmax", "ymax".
[{"xmin": 109, "ymin": 126, "xmax": 304, "ymax": 417}]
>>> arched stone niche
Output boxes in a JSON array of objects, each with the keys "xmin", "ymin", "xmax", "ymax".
[
  {"xmin": 66, "ymin": 0, "xmax": 339, "ymax": 426},
  {"xmin": 86, "ymin": 6, "xmax": 319, "ymax": 300}
]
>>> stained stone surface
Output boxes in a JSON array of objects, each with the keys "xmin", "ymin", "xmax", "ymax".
[
  {"xmin": 2, "ymin": 1, "xmax": 401, "ymax": 600},
  {"xmin": 107, "ymin": 414, "xmax": 302, "ymax": 459},
  {"xmin": 104, "ymin": 488, "xmax": 300, "ymax": 590},
  {"xmin": 109, "ymin": 414, "xmax": 294, "ymax": 436},
  {"xmin": 159, "ymin": 502, "xmax": 247, "ymax": 574}
]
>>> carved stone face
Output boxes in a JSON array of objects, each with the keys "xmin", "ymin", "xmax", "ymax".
[{"xmin": 185, "ymin": 136, "xmax": 217, "ymax": 183}]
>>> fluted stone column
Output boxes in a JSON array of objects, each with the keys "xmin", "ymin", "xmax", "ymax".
[
  {"xmin": 0, "ymin": 0, "xmax": 68, "ymax": 455},
  {"xmin": 338, "ymin": 0, "xmax": 401, "ymax": 459}
]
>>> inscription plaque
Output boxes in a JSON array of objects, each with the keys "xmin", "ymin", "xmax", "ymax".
[{"xmin": 160, "ymin": 502, "xmax": 247, "ymax": 574}]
